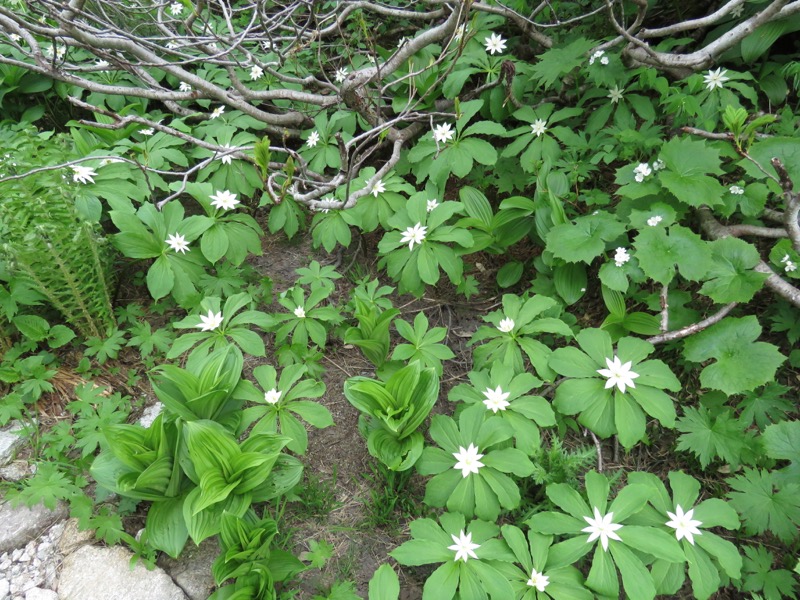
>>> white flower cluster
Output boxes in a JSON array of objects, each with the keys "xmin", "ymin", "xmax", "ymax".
[
  {"xmin": 589, "ymin": 49, "xmax": 608, "ymax": 65},
  {"xmin": 614, "ymin": 247, "xmax": 630, "ymax": 267},
  {"xmin": 781, "ymin": 254, "xmax": 797, "ymax": 273},
  {"xmin": 647, "ymin": 215, "xmax": 663, "ymax": 227},
  {"xmin": 729, "ymin": 185, "xmax": 744, "ymax": 195},
  {"xmin": 633, "ymin": 162, "xmax": 652, "ymax": 183}
]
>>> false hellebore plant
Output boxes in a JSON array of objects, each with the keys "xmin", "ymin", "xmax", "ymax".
[
  {"xmin": 344, "ymin": 360, "xmax": 439, "ymax": 471},
  {"xmin": 549, "ymin": 328, "xmax": 681, "ymax": 447},
  {"xmin": 527, "ymin": 471, "xmax": 685, "ymax": 600}
]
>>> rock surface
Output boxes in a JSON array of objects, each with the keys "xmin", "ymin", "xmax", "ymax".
[
  {"xmin": 58, "ymin": 545, "xmax": 187, "ymax": 600},
  {"xmin": 0, "ymin": 421, "xmax": 27, "ymax": 467},
  {"xmin": 158, "ymin": 538, "xmax": 218, "ymax": 600},
  {"xmin": 0, "ymin": 502, "xmax": 67, "ymax": 554},
  {"xmin": 24, "ymin": 588, "xmax": 59, "ymax": 600}
]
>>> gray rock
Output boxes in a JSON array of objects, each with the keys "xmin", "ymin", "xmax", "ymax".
[
  {"xmin": 138, "ymin": 403, "xmax": 163, "ymax": 428},
  {"xmin": 55, "ymin": 520, "xmax": 91, "ymax": 555},
  {"xmin": 25, "ymin": 588, "xmax": 59, "ymax": 600},
  {"xmin": 0, "ymin": 461, "xmax": 33, "ymax": 482},
  {"xmin": 0, "ymin": 578, "xmax": 9, "ymax": 600},
  {"xmin": 58, "ymin": 545, "xmax": 187, "ymax": 600},
  {"xmin": 158, "ymin": 538, "xmax": 218, "ymax": 600},
  {"xmin": 0, "ymin": 421, "xmax": 26, "ymax": 466},
  {"xmin": 0, "ymin": 502, "xmax": 67, "ymax": 554}
]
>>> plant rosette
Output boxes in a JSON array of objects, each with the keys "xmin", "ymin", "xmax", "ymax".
[
  {"xmin": 493, "ymin": 525, "xmax": 593, "ymax": 600},
  {"xmin": 169, "ymin": 292, "xmax": 272, "ymax": 360},
  {"xmin": 391, "ymin": 310, "xmax": 455, "ymax": 376},
  {"xmin": 448, "ymin": 362, "xmax": 555, "ymax": 454},
  {"xmin": 107, "ymin": 197, "xmax": 212, "ymax": 304},
  {"xmin": 234, "ymin": 363, "xmax": 333, "ymax": 455},
  {"xmin": 390, "ymin": 512, "xmax": 516, "ymax": 600},
  {"xmin": 627, "ymin": 471, "xmax": 742, "ymax": 600},
  {"xmin": 417, "ymin": 404, "xmax": 534, "ymax": 520},
  {"xmin": 183, "ymin": 182, "xmax": 263, "ymax": 266},
  {"xmin": 469, "ymin": 293, "xmax": 573, "ymax": 379},
  {"xmin": 549, "ymin": 328, "xmax": 680, "ymax": 448},
  {"xmin": 271, "ymin": 285, "xmax": 342, "ymax": 348},
  {"xmin": 527, "ymin": 471, "xmax": 685, "ymax": 600},
  {"xmin": 377, "ymin": 195, "xmax": 473, "ymax": 296}
]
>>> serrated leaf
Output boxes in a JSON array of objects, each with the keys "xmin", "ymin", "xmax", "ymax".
[{"xmin": 683, "ymin": 316, "xmax": 785, "ymax": 395}]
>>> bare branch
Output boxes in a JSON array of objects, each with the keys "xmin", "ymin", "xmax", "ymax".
[{"xmin": 646, "ymin": 302, "xmax": 738, "ymax": 344}]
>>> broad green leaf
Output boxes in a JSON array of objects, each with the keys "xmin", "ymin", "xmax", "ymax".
[{"xmin": 683, "ymin": 316, "xmax": 785, "ymax": 395}]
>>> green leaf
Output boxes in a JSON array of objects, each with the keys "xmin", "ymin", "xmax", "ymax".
[
  {"xmin": 633, "ymin": 226, "xmax": 712, "ymax": 284},
  {"xmin": 699, "ymin": 238, "xmax": 767, "ymax": 303},
  {"xmin": 610, "ymin": 542, "xmax": 656, "ymax": 600},
  {"xmin": 676, "ymin": 407, "xmax": 748, "ymax": 468},
  {"xmin": 727, "ymin": 468, "xmax": 800, "ymax": 542},
  {"xmin": 546, "ymin": 214, "xmax": 625, "ymax": 264},
  {"xmin": 147, "ymin": 255, "xmax": 175, "ymax": 300},
  {"xmin": 762, "ymin": 420, "xmax": 800, "ymax": 462},
  {"xmin": 683, "ymin": 316, "xmax": 785, "ymax": 395},
  {"xmin": 368, "ymin": 564, "xmax": 400, "ymax": 600},
  {"xmin": 658, "ymin": 137, "xmax": 724, "ymax": 207},
  {"xmin": 13, "ymin": 314, "xmax": 50, "ymax": 341},
  {"xmin": 201, "ymin": 224, "xmax": 230, "ymax": 264}
]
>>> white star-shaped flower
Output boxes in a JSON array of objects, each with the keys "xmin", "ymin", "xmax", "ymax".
[
  {"xmin": 293, "ymin": 306, "xmax": 306, "ymax": 318},
  {"xmin": 169, "ymin": 2, "xmax": 183, "ymax": 16},
  {"xmin": 633, "ymin": 162, "xmax": 652, "ymax": 183},
  {"xmin": 526, "ymin": 568, "xmax": 550, "ymax": 592},
  {"xmin": 453, "ymin": 24, "xmax": 468, "ymax": 41},
  {"xmin": 786, "ymin": 261, "xmax": 797, "ymax": 273},
  {"xmin": 665, "ymin": 505, "xmax": 703, "ymax": 545},
  {"xmin": 140, "ymin": 128, "xmax": 154, "ymax": 136},
  {"xmin": 729, "ymin": 185, "xmax": 744, "ymax": 195},
  {"xmin": 219, "ymin": 143, "xmax": 234, "ymax": 165},
  {"xmin": 731, "ymin": 4, "xmax": 744, "ymax": 18},
  {"xmin": 482, "ymin": 386, "xmax": 511, "ymax": 413},
  {"xmin": 197, "ymin": 310, "xmax": 223, "ymax": 332},
  {"xmin": 264, "ymin": 388, "xmax": 282, "ymax": 405},
  {"xmin": 704, "ymin": 67, "xmax": 730, "ymax": 91},
  {"xmin": 250, "ymin": 65, "xmax": 263, "ymax": 80},
  {"xmin": 497, "ymin": 317, "xmax": 514, "ymax": 333},
  {"xmin": 582, "ymin": 507, "xmax": 623, "ymax": 551},
  {"xmin": 608, "ymin": 85, "xmax": 624, "ymax": 104},
  {"xmin": 647, "ymin": 215, "xmax": 663, "ymax": 227},
  {"xmin": 447, "ymin": 530, "xmax": 480, "ymax": 562},
  {"xmin": 452, "ymin": 443, "xmax": 484, "ymax": 478},
  {"xmin": 334, "ymin": 67, "xmax": 348, "ymax": 83},
  {"xmin": 179, "ymin": 81, "xmax": 192, "ymax": 92},
  {"xmin": 210, "ymin": 105, "xmax": 225, "ymax": 119},
  {"xmin": 72, "ymin": 165, "xmax": 97, "ymax": 184},
  {"xmin": 95, "ymin": 60, "xmax": 109, "ymax": 70},
  {"xmin": 614, "ymin": 247, "xmax": 630, "ymax": 267},
  {"xmin": 484, "ymin": 32, "xmax": 507, "ymax": 55},
  {"xmin": 9, "ymin": 34, "xmax": 21, "ymax": 42},
  {"xmin": 433, "ymin": 123, "xmax": 455, "ymax": 144},
  {"xmin": 165, "ymin": 232, "xmax": 189, "ymax": 254},
  {"xmin": 530, "ymin": 119, "xmax": 547, "ymax": 137},
  {"xmin": 371, "ymin": 179, "xmax": 386, "ymax": 197},
  {"xmin": 400, "ymin": 222, "xmax": 427, "ymax": 251},
  {"xmin": 209, "ymin": 189, "xmax": 240, "ymax": 211},
  {"xmin": 426, "ymin": 199, "xmax": 439, "ymax": 212},
  {"xmin": 307, "ymin": 131, "xmax": 320, "ymax": 148},
  {"xmin": 596, "ymin": 355, "xmax": 640, "ymax": 394}
]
